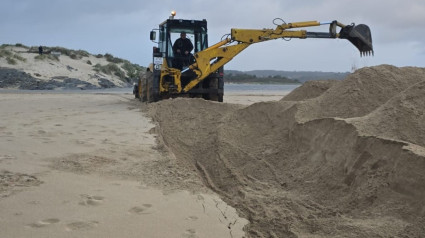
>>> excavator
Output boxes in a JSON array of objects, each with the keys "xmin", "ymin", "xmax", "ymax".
[{"xmin": 134, "ymin": 11, "xmax": 373, "ymax": 102}]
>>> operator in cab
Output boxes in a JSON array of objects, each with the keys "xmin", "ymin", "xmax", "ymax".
[{"xmin": 172, "ymin": 32, "xmax": 193, "ymax": 69}]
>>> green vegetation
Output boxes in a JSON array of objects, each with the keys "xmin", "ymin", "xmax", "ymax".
[
  {"xmin": 226, "ymin": 69, "xmax": 348, "ymax": 83},
  {"xmin": 26, "ymin": 46, "xmax": 90, "ymax": 60},
  {"xmin": 13, "ymin": 54, "xmax": 26, "ymax": 62},
  {"xmin": 104, "ymin": 53, "xmax": 125, "ymax": 64},
  {"xmin": 34, "ymin": 54, "xmax": 59, "ymax": 61},
  {"xmin": 0, "ymin": 44, "xmax": 12, "ymax": 49},
  {"xmin": 224, "ymin": 73, "xmax": 300, "ymax": 84},
  {"xmin": 93, "ymin": 63, "xmax": 127, "ymax": 81},
  {"xmin": 0, "ymin": 47, "xmax": 27, "ymax": 64},
  {"xmin": 6, "ymin": 57, "xmax": 17, "ymax": 65},
  {"xmin": 1, "ymin": 43, "xmax": 145, "ymax": 82},
  {"xmin": 15, "ymin": 43, "xmax": 30, "ymax": 49},
  {"xmin": 102, "ymin": 53, "xmax": 145, "ymax": 79},
  {"xmin": 122, "ymin": 61, "xmax": 144, "ymax": 79},
  {"xmin": 93, "ymin": 61, "xmax": 145, "ymax": 82},
  {"xmin": 0, "ymin": 49, "xmax": 13, "ymax": 58},
  {"xmin": 47, "ymin": 47, "xmax": 89, "ymax": 59}
]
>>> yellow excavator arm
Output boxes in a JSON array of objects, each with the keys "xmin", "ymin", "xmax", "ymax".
[{"xmin": 182, "ymin": 19, "xmax": 373, "ymax": 93}]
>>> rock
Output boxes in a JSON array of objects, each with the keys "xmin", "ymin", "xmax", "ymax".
[
  {"xmin": 97, "ymin": 78, "xmax": 115, "ymax": 88},
  {"xmin": 0, "ymin": 68, "xmax": 99, "ymax": 90}
]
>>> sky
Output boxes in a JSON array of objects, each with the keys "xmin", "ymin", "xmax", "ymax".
[{"xmin": 1, "ymin": 0, "xmax": 425, "ymax": 72}]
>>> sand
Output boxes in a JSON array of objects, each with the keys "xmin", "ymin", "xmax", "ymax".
[
  {"xmin": 147, "ymin": 65, "xmax": 425, "ymax": 237},
  {"xmin": 2, "ymin": 64, "xmax": 425, "ymax": 238},
  {"xmin": 0, "ymin": 93, "xmax": 248, "ymax": 238}
]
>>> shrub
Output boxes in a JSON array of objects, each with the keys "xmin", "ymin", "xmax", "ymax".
[
  {"xmin": 76, "ymin": 50, "xmax": 90, "ymax": 57},
  {"xmin": 6, "ymin": 57, "xmax": 17, "ymax": 65},
  {"xmin": 0, "ymin": 49, "xmax": 13, "ymax": 58},
  {"xmin": 46, "ymin": 47, "xmax": 88, "ymax": 59},
  {"xmin": 122, "ymin": 61, "xmax": 145, "ymax": 79},
  {"xmin": 104, "ymin": 53, "xmax": 125, "ymax": 64},
  {"xmin": 69, "ymin": 53, "xmax": 79, "ymax": 59},
  {"xmin": 93, "ymin": 63, "xmax": 127, "ymax": 81},
  {"xmin": 0, "ymin": 44, "xmax": 12, "ymax": 49},
  {"xmin": 13, "ymin": 54, "xmax": 26, "ymax": 62},
  {"xmin": 104, "ymin": 53, "xmax": 113, "ymax": 61},
  {"xmin": 49, "ymin": 47, "xmax": 72, "ymax": 56},
  {"xmin": 96, "ymin": 54, "xmax": 103, "ymax": 58},
  {"xmin": 34, "ymin": 55, "xmax": 46, "ymax": 60},
  {"xmin": 15, "ymin": 43, "xmax": 29, "ymax": 49},
  {"xmin": 87, "ymin": 60, "xmax": 92, "ymax": 65},
  {"xmin": 34, "ymin": 54, "xmax": 59, "ymax": 61}
]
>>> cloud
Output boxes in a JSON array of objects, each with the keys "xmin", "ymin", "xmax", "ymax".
[{"xmin": 1, "ymin": 0, "xmax": 425, "ymax": 71}]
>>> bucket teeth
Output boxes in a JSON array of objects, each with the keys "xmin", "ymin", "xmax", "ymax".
[{"xmin": 361, "ymin": 50, "xmax": 374, "ymax": 57}]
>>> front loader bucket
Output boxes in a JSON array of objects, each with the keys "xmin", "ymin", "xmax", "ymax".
[{"xmin": 339, "ymin": 24, "xmax": 373, "ymax": 56}]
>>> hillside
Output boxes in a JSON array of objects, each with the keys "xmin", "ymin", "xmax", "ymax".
[
  {"xmin": 224, "ymin": 72, "xmax": 300, "ymax": 84},
  {"xmin": 0, "ymin": 44, "xmax": 145, "ymax": 90},
  {"xmin": 226, "ymin": 69, "xmax": 349, "ymax": 83}
]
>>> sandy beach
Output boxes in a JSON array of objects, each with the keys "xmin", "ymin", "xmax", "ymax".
[
  {"xmin": 0, "ymin": 91, "xmax": 269, "ymax": 238},
  {"xmin": 2, "ymin": 64, "xmax": 425, "ymax": 238}
]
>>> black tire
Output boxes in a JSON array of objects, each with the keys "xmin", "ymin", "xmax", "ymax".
[
  {"xmin": 146, "ymin": 72, "xmax": 155, "ymax": 102},
  {"xmin": 208, "ymin": 77, "xmax": 219, "ymax": 102},
  {"xmin": 134, "ymin": 84, "xmax": 140, "ymax": 99},
  {"xmin": 137, "ymin": 78, "xmax": 147, "ymax": 102}
]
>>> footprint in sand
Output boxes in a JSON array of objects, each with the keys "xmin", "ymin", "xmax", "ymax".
[
  {"xmin": 0, "ymin": 155, "xmax": 16, "ymax": 163},
  {"xmin": 27, "ymin": 218, "xmax": 60, "ymax": 228},
  {"xmin": 182, "ymin": 229, "xmax": 199, "ymax": 238},
  {"xmin": 186, "ymin": 216, "xmax": 199, "ymax": 221},
  {"xmin": 65, "ymin": 221, "xmax": 99, "ymax": 231},
  {"xmin": 78, "ymin": 194, "xmax": 105, "ymax": 206},
  {"xmin": 128, "ymin": 204, "xmax": 153, "ymax": 215}
]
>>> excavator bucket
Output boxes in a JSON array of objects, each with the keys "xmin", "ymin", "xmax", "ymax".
[{"xmin": 339, "ymin": 24, "xmax": 373, "ymax": 56}]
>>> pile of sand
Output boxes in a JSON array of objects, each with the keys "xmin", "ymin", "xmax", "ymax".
[{"xmin": 148, "ymin": 64, "xmax": 425, "ymax": 237}]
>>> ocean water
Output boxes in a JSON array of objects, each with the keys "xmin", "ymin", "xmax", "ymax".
[
  {"xmin": 0, "ymin": 84, "xmax": 301, "ymax": 95},
  {"xmin": 224, "ymin": 83, "xmax": 300, "ymax": 95}
]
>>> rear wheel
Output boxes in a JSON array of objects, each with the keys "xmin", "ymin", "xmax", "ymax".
[
  {"xmin": 134, "ymin": 83, "xmax": 140, "ymax": 99},
  {"xmin": 146, "ymin": 72, "xmax": 155, "ymax": 102},
  {"xmin": 137, "ymin": 75, "xmax": 147, "ymax": 102},
  {"xmin": 218, "ymin": 93, "xmax": 223, "ymax": 102},
  {"xmin": 208, "ymin": 77, "xmax": 220, "ymax": 102}
]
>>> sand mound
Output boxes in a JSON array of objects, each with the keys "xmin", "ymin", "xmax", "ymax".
[
  {"xmin": 350, "ymin": 79, "xmax": 425, "ymax": 147},
  {"xmin": 281, "ymin": 79, "xmax": 339, "ymax": 101},
  {"xmin": 292, "ymin": 65, "xmax": 425, "ymax": 122},
  {"xmin": 147, "ymin": 65, "xmax": 425, "ymax": 237}
]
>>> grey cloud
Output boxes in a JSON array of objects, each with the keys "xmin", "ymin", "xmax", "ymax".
[{"xmin": 1, "ymin": 0, "xmax": 424, "ymax": 71}]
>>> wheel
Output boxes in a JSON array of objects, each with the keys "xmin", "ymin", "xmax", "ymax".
[
  {"xmin": 137, "ymin": 77, "xmax": 147, "ymax": 102},
  {"xmin": 208, "ymin": 77, "xmax": 220, "ymax": 102},
  {"xmin": 134, "ymin": 83, "xmax": 140, "ymax": 99},
  {"xmin": 218, "ymin": 93, "xmax": 223, "ymax": 102},
  {"xmin": 146, "ymin": 72, "xmax": 155, "ymax": 102}
]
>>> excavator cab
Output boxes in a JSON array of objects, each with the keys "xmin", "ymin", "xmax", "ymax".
[
  {"xmin": 151, "ymin": 19, "xmax": 208, "ymax": 69},
  {"xmin": 145, "ymin": 16, "xmax": 224, "ymax": 102}
]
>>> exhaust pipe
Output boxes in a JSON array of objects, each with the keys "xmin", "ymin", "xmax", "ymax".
[{"xmin": 339, "ymin": 23, "xmax": 374, "ymax": 56}]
